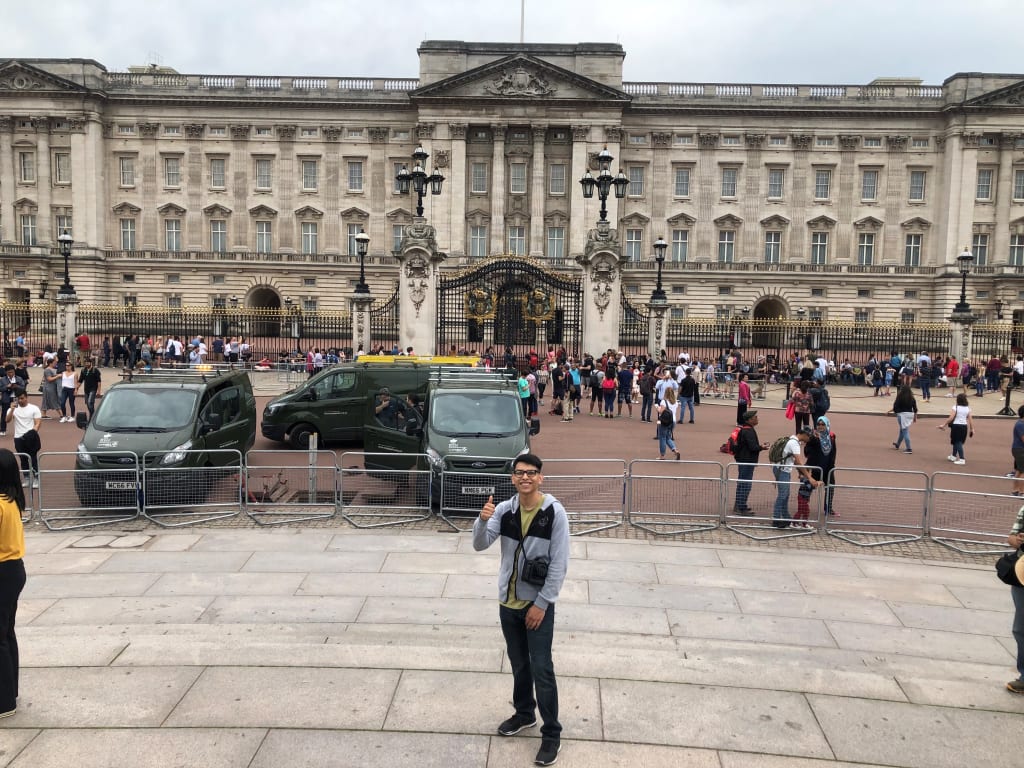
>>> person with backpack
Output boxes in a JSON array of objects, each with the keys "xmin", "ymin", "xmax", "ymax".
[
  {"xmin": 656, "ymin": 389, "xmax": 681, "ymax": 460},
  {"xmin": 917, "ymin": 359, "xmax": 933, "ymax": 402},
  {"xmin": 678, "ymin": 367, "xmax": 698, "ymax": 424},
  {"xmin": 731, "ymin": 410, "xmax": 769, "ymax": 516},
  {"xmin": 769, "ymin": 429, "xmax": 820, "ymax": 529},
  {"xmin": 809, "ymin": 382, "xmax": 830, "ymax": 424}
]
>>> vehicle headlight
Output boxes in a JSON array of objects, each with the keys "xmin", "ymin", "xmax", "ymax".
[
  {"xmin": 426, "ymin": 447, "xmax": 445, "ymax": 472},
  {"xmin": 517, "ymin": 446, "xmax": 529, "ymax": 456},
  {"xmin": 76, "ymin": 444, "xmax": 93, "ymax": 466},
  {"xmin": 265, "ymin": 403, "xmax": 283, "ymax": 416},
  {"xmin": 161, "ymin": 440, "xmax": 193, "ymax": 465}
]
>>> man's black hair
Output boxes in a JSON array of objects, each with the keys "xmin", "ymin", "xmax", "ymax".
[{"xmin": 513, "ymin": 453, "xmax": 543, "ymax": 472}]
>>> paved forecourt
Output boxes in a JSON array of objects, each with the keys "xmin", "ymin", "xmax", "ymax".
[{"xmin": 0, "ymin": 526, "xmax": 1020, "ymax": 767}]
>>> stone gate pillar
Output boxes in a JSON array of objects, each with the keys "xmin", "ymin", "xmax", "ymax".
[
  {"xmin": 56, "ymin": 293, "xmax": 79, "ymax": 354},
  {"xmin": 948, "ymin": 310, "xmax": 976, "ymax": 363},
  {"xmin": 648, "ymin": 297, "xmax": 668, "ymax": 360},
  {"xmin": 395, "ymin": 218, "xmax": 446, "ymax": 356},
  {"xmin": 575, "ymin": 221, "xmax": 622, "ymax": 356},
  {"xmin": 349, "ymin": 293, "xmax": 373, "ymax": 356}
]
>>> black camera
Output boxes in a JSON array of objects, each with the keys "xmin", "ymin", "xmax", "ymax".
[{"xmin": 520, "ymin": 558, "xmax": 549, "ymax": 586}]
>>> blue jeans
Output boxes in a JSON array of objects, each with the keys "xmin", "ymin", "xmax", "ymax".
[
  {"xmin": 1013, "ymin": 586, "xmax": 1024, "ymax": 680},
  {"xmin": 919, "ymin": 378, "xmax": 931, "ymax": 400},
  {"xmin": 680, "ymin": 397, "xmax": 695, "ymax": 421},
  {"xmin": 735, "ymin": 462, "xmax": 755, "ymax": 510},
  {"xmin": 83, "ymin": 389, "xmax": 98, "ymax": 419},
  {"xmin": 895, "ymin": 424, "xmax": 912, "ymax": 451},
  {"xmin": 641, "ymin": 393, "xmax": 653, "ymax": 421},
  {"xmin": 772, "ymin": 466, "xmax": 792, "ymax": 520},
  {"xmin": 499, "ymin": 603, "xmax": 560, "ymax": 740},
  {"xmin": 59, "ymin": 386, "xmax": 76, "ymax": 417},
  {"xmin": 657, "ymin": 424, "xmax": 677, "ymax": 457}
]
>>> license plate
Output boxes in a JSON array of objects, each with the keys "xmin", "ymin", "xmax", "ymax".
[
  {"xmin": 105, "ymin": 481, "xmax": 136, "ymax": 490},
  {"xmin": 461, "ymin": 486, "xmax": 494, "ymax": 496}
]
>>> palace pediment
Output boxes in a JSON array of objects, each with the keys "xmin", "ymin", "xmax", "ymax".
[
  {"xmin": 0, "ymin": 60, "xmax": 88, "ymax": 94},
  {"xmin": 963, "ymin": 78, "xmax": 1024, "ymax": 107},
  {"xmin": 410, "ymin": 53, "xmax": 630, "ymax": 104},
  {"xmin": 667, "ymin": 211, "xmax": 696, "ymax": 227}
]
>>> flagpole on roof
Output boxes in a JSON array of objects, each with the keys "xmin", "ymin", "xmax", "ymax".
[{"xmin": 520, "ymin": 0, "xmax": 525, "ymax": 43}]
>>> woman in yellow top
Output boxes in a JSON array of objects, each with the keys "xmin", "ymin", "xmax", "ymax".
[{"xmin": 0, "ymin": 448, "xmax": 26, "ymax": 718}]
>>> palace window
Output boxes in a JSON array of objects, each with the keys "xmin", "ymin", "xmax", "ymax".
[
  {"xmin": 54, "ymin": 212, "xmax": 72, "ymax": 239},
  {"xmin": 674, "ymin": 167, "xmax": 691, "ymax": 197},
  {"xmin": 301, "ymin": 160, "xmax": 318, "ymax": 191},
  {"xmin": 548, "ymin": 164, "xmax": 566, "ymax": 195},
  {"xmin": 255, "ymin": 158, "xmax": 272, "ymax": 190},
  {"xmin": 546, "ymin": 227, "xmax": 565, "ymax": 259},
  {"xmin": 508, "ymin": 225, "xmax": 526, "ymax": 255},
  {"xmin": 671, "ymin": 229, "xmax": 688, "ymax": 262},
  {"xmin": 904, "ymin": 234, "xmax": 922, "ymax": 266},
  {"xmin": 20, "ymin": 215, "xmax": 36, "ymax": 246},
  {"xmin": 53, "ymin": 152, "xmax": 71, "ymax": 184},
  {"xmin": 810, "ymin": 232, "xmax": 828, "ymax": 265},
  {"xmin": 347, "ymin": 160, "xmax": 363, "ymax": 192},
  {"xmin": 301, "ymin": 222, "xmax": 318, "ymax": 254},
  {"xmin": 120, "ymin": 219, "xmax": 136, "ymax": 250},
  {"xmin": 718, "ymin": 230, "xmax": 735, "ymax": 263},
  {"xmin": 119, "ymin": 156, "xmax": 135, "ymax": 187},
  {"xmin": 767, "ymin": 168, "xmax": 784, "ymax": 199},
  {"xmin": 509, "ymin": 162, "xmax": 527, "ymax": 194},
  {"xmin": 346, "ymin": 223, "xmax": 361, "ymax": 255},
  {"xmin": 164, "ymin": 156, "xmax": 181, "ymax": 188},
  {"xmin": 165, "ymin": 220, "xmax": 182, "ymax": 252},
  {"xmin": 210, "ymin": 220, "xmax": 227, "ymax": 253},
  {"xmin": 1014, "ymin": 169, "xmax": 1024, "ymax": 201},
  {"xmin": 392, "ymin": 224, "xmax": 404, "ymax": 253},
  {"xmin": 764, "ymin": 231, "xmax": 781, "ymax": 264},
  {"xmin": 721, "ymin": 167, "xmax": 738, "ymax": 197},
  {"xmin": 861, "ymin": 169, "xmax": 878, "ymax": 201},
  {"xmin": 469, "ymin": 225, "xmax": 487, "ymax": 258},
  {"xmin": 908, "ymin": 170, "xmax": 926, "ymax": 202},
  {"xmin": 255, "ymin": 221, "xmax": 272, "ymax": 253},
  {"xmin": 210, "ymin": 158, "xmax": 226, "ymax": 188},
  {"xmin": 857, "ymin": 233, "xmax": 875, "ymax": 265},
  {"xmin": 471, "ymin": 162, "xmax": 488, "ymax": 194},
  {"xmin": 972, "ymin": 233, "xmax": 989, "ymax": 266},
  {"xmin": 1010, "ymin": 234, "xmax": 1024, "ymax": 267},
  {"xmin": 627, "ymin": 166, "xmax": 644, "ymax": 197},
  {"xmin": 18, "ymin": 152, "xmax": 35, "ymax": 183},
  {"xmin": 625, "ymin": 228, "xmax": 643, "ymax": 262},
  {"xmin": 976, "ymin": 168, "xmax": 994, "ymax": 201},
  {"xmin": 814, "ymin": 169, "xmax": 831, "ymax": 200}
]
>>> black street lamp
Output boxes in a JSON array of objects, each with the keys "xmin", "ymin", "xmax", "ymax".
[
  {"xmin": 579, "ymin": 146, "xmax": 628, "ymax": 222},
  {"xmin": 57, "ymin": 229, "xmax": 75, "ymax": 296},
  {"xmin": 354, "ymin": 229, "xmax": 370, "ymax": 294},
  {"xmin": 954, "ymin": 246, "xmax": 974, "ymax": 313},
  {"xmin": 395, "ymin": 146, "xmax": 445, "ymax": 217},
  {"xmin": 229, "ymin": 295, "xmax": 239, "ymax": 309},
  {"xmin": 651, "ymin": 236, "xmax": 668, "ymax": 302}
]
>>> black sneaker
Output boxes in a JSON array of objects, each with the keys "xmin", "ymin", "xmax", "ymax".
[
  {"xmin": 1007, "ymin": 679, "xmax": 1024, "ymax": 694},
  {"xmin": 535, "ymin": 739, "xmax": 561, "ymax": 765},
  {"xmin": 497, "ymin": 713, "xmax": 537, "ymax": 736}
]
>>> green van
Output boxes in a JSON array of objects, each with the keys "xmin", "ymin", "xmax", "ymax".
[{"xmin": 74, "ymin": 368, "xmax": 256, "ymax": 506}]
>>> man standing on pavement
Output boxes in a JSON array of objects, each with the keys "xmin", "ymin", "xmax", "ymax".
[
  {"xmin": 6, "ymin": 391, "xmax": 40, "ymax": 487},
  {"xmin": 0, "ymin": 367, "xmax": 25, "ymax": 439},
  {"xmin": 678, "ymin": 367, "xmax": 698, "ymax": 424},
  {"xmin": 1012, "ymin": 405, "xmax": 1024, "ymax": 497},
  {"xmin": 772, "ymin": 429, "xmax": 821, "ymax": 528},
  {"xmin": 76, "ymin": 358, "xmax": 101, "ymax": 421},
  {"xmin": 733, "ymin": 410, "xmax": 768, "ymax": 515},
  {"xmin": 616, "ymin": 363, "xmax": 634, "ymax": 418},
  {"xmin": 474, "ymin": 453, "xmax": 569, "ymax": 766},
  {"xmin": 1006, "ymin": 503, "xmax": 1024, "ymax": 694}
]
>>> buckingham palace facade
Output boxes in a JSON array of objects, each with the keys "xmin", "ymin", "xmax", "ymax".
[{"xmin": 1, "ymin": 40, "xmax": 1023, "ymax": 334}]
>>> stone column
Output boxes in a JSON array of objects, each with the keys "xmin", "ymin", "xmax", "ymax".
[
  {"xmin": 34, "ymin": 117, "xmax": 52, "ymax": 244},
  {"xmin": 0, "ymin": 117, "xmax": 13, "ymax": 243},
  {"xmin": 529, "ymin": 124, "xmax": 546, "ymax": 256},
  {"xmin": 993, "ymin": 133, "xmax": 1018, "ymax": 261},
  {"xmin": 568, "ymin": 125, "xmax": 590, "ymax": 257},
  {"xmin": 349, "ymin": 293, "xmax": 373, "ymax": 356},
  {"xmin": 647, "ymin": 298, "xmax": 668, "ymax": 359},
  {"xmin": 56, "ymin": 292, "xmax": 80, "ymax": 353},
  {"xmin": 948, "ymin": 310, "xmax": 975, "ymax": 363},
  {"xmin": 448, "ymin": 123, "xmax": 468, "ymax": 258},
  {"xmin": 489, "ymin": 124, "xmax": 506, "ymax": 255},
  {"xmin": 395, "ymin": 218, "xmax": 446, "ymax": 355},
  {"xmin": 576, "ymin": 220, "xmax": 623, "ymax": 355}
]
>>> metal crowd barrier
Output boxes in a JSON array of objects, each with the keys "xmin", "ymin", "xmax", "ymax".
[
  {"xmin": 245, "ymin": 449, "xmax": 339, "ymax": 526},
  {"xmin": 823, "ymin": 467, "xmax": 929, "ymax": 547},
  {"xmin": 15, "ymin": 451, "xmax": 33, "ymax": 523},
  {"xmin": 439, "ymin": 456, "xmax": 516, "ymax": 532},
  {"xmin": 928, "ymin": 471, "xmax": 1019, "ymax": 554},
  {"xmin": 142, "ymin": 449, "xmax": 243, "ymax": 527},
  {"xmin": 723, "ymin": 462, "xmax": 820, "ymax": 540},
  {"xmin": 627, "ymin": 460, "xmax": 723, "ymax": 535},
  {"xmin": 36, "ymin": 450, "xmax": 141, "ymax": 531},
  {"xmin": 540, "ymin": 459, "xmax": 626, "ymax": 536},
  {"xmin": 340, "ymin": 451, "xmax": 432, "ymax": 528}
]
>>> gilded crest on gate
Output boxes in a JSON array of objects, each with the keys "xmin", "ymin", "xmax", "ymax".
[
  {"xmin": 522, "ymin": 288, "xmax": 556, "ymax": 321},
  {"xmin": 465, "ymin": 288, "xmax": 497, "ymax": 320}
]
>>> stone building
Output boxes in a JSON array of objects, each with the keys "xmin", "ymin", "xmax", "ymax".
[{"xmin": 1, "ymin": 41, "xmax": 1023, "ymax": 353}]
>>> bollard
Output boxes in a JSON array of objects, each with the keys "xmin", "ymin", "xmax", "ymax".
[{"xmin": 998, "ymin": 382, "xmax": 1016, "ymax": 417}]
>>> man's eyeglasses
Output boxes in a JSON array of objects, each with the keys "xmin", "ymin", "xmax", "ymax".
[{"xmin": 512, "ymin": 469, "xmax": 539, "ymax": 478}]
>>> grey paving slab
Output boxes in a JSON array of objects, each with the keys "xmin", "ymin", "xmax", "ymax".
[
  {"xmin": 488, "ymin": 739, "xmax": 721, "ymax": 768},
  {"xmin": 588, "ymin": 580, "xmax": 739, "ymax": 612},
  {"xmin": 145, "ymin": 534, "xmax": 202, "ymax": 551},
  {"xmin": 826, "ymin": 619, "xmax": 1015, "ymax": 665},
  {"xmin": 719, "ymin": 755, "xmax": 893, "ymax": 768},
  {"xmin": 384, "ymin": 670, "xmax": 603, "ymax": 740},
  {"xmin": 601, "ymin": 678, "xmax": 833, "ymax": 758},
  {"xmin": 856, "ymin": 559, "xmax": 996, "ymax": 588},
  {"xmin": 16, "ymin": 599, "xmax": 54, "ymax": 625},
  {"xmin": 72, "ymin": 535, "xmax": 117, "ymax": 548},
  {"xmin": 28, "ymin": 596, "xmax": 214, "ymax": 625},
  {"xmin": 0, "ymin": 730, "xmax": 39, "ymax": 768},
  {"xmin": 328, "ymin": 533, "xmax": 461, "ymax": 553},
  {"xmin": 441, "ymin": 573, "xmax": 589, "ymax": 603},
  {"xmin": 666, "ymin": 609, "xmax": 836, "ymax": 647},
  {"xmin": 337, "ymin": 622, "xmax": 508, "ymax": 649},
  {"xmin": 299, "ymin": 572, "xmax": 446, "ymax": 598},
  {"xmin": 655, "ymin": 563, "xmax": 805, "ymax": 592},
  {"xmin": 798, "ymin": 573, "xmax": 961, "ymax": 606},
  {"xmin": 898, "ymin": 676, "xmax": 1024, "ymax": 714},
  {"xmin": 560, "ymin": 558, "xmax": 659, "ymax": 583},
  {"xmin": 144, "ymin": 571, "xmax": 306, "ymax": 596},
  {"xmin": 200, "ymin": 595, "xmax": 364, "ymax": 624},
  {"xmin": 715, "ymin": 548, "xmax": 864, "ymax": 576},
  {"xmin": 8, "ymin": 728, "xmax": 265, "ymax": 768},
  {"xmin": 26, "ymin": 552, "xmax": 111, "ymax": 574},
  {"xmin": 250, "ymin": 730, "xmax": 489, "ymax": 768},
  {"xmin": 809, "ymin": 694, "xmax": 1024, "ymax": 768},
  {"xmin": 996, "ymin": 635, "xmax": 1017, "ymax": 658},
  {"xmin": 25, "ymin": 534, "xmax": 83, "ymax": 554},
  {"xmin": 19, "ymin": 634, "xmax": 127, "ymax": 667},
  {"xmin": 585, "ymin": 540, "xmax": 723, "ymax": 566},
  {"xmin": 164, "ymin": 666, "xmax": 400, "ymax": 728},
  {"xmin": 457, "ymin": 535, "xmax": 587, "ymax": 559},
  {"xmin": 108, "ymin": 534, "xmax": 151, "ymax": 549},
  {"xmin": 94, "ymin": 551, "xmax": 251, "ymax": 573},
  {"xmin": 736, "ymin": 591, "xmax": 902, "ymax": 625},
  {"xmin": 861, "ymin": 653, "xmax": 1013, "ymax": 684},
  {"xmin": 190, "ymin": 531, "xmax": 334, "ymax": 551},
  {"xmin": 241, "ymin": 550, "xmax": 387, "ymax": 573},
  {"xmin": 358, "ymin": 596, "xmax": 496, "ymax": 627},
  {"xmin": 888, "ymin": 600, "xmax": 1012, "ymax": 636},
  {"xmin": 381, "ymin": 552, "xmax": 499, "ymax": 576},
  {"xmin": 13, "ymin": 667, "xmax": 202, "ymax": 727},
  {"xmin": 556, "ymin": 602, "xmax": 673, "ymax": 635},
  {"xmin": 21, "ymin": 573, "xmax": 160, "ymax": 599},
  {"xmin": 947, "ymin": 584, "xmax": 1015, "ymax": 612}
]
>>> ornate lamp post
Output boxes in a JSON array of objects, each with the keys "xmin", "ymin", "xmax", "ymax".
[
  {"xmin": 395, "ymin": 146, "xmax": 445, "ymax": 217},
  {"xmin": 57, "ymin": 229, "xmax": 75, "ymax": 296},
  {"xmin": 354, "ymin": 229, "xmax": 370, "ymax": 294},
  {"xmin": 651, "ymin": 236, "xmax": 668, "ymax": 302},
  {"xmin": 954, "ymin": 246, "xmax": 974, "ymax": 313},
  {"xmin": 578, "ymin": 146, "xmax": 628, "ymax": 222}
]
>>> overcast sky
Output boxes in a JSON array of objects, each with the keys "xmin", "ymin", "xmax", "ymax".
[{"xmin": 7, "ymin": 0, "xmax": 1022, "ymax": 85}]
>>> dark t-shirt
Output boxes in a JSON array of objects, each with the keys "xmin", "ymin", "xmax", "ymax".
[
  {"xmin": 80, "ymin": 367, "xmax": 101, "ymax": 392},
  {"xmin": 733, "ymin": 425, "xmax": 762, "ymax": 463},
  {"xmin": 617, "ymin": 369, "xmax": 633, "ymax": 392},
  {"xmin": 1012, "ymin": 419, "xmax": 1024, "ymax": 452}
]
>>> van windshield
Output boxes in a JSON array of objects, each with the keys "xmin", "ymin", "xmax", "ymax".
[
  {"xmin": 429, "ymin": 393, "xmax": 522, "ymax": 437},
  {"xmin": 93, "ymin": 389, "xmax": 198, "ymax": 431}
]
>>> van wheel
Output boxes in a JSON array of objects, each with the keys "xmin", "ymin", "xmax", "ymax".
[{"xmin": 289, "ymin": 423, "xmax": 317, "ymax": 450}]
